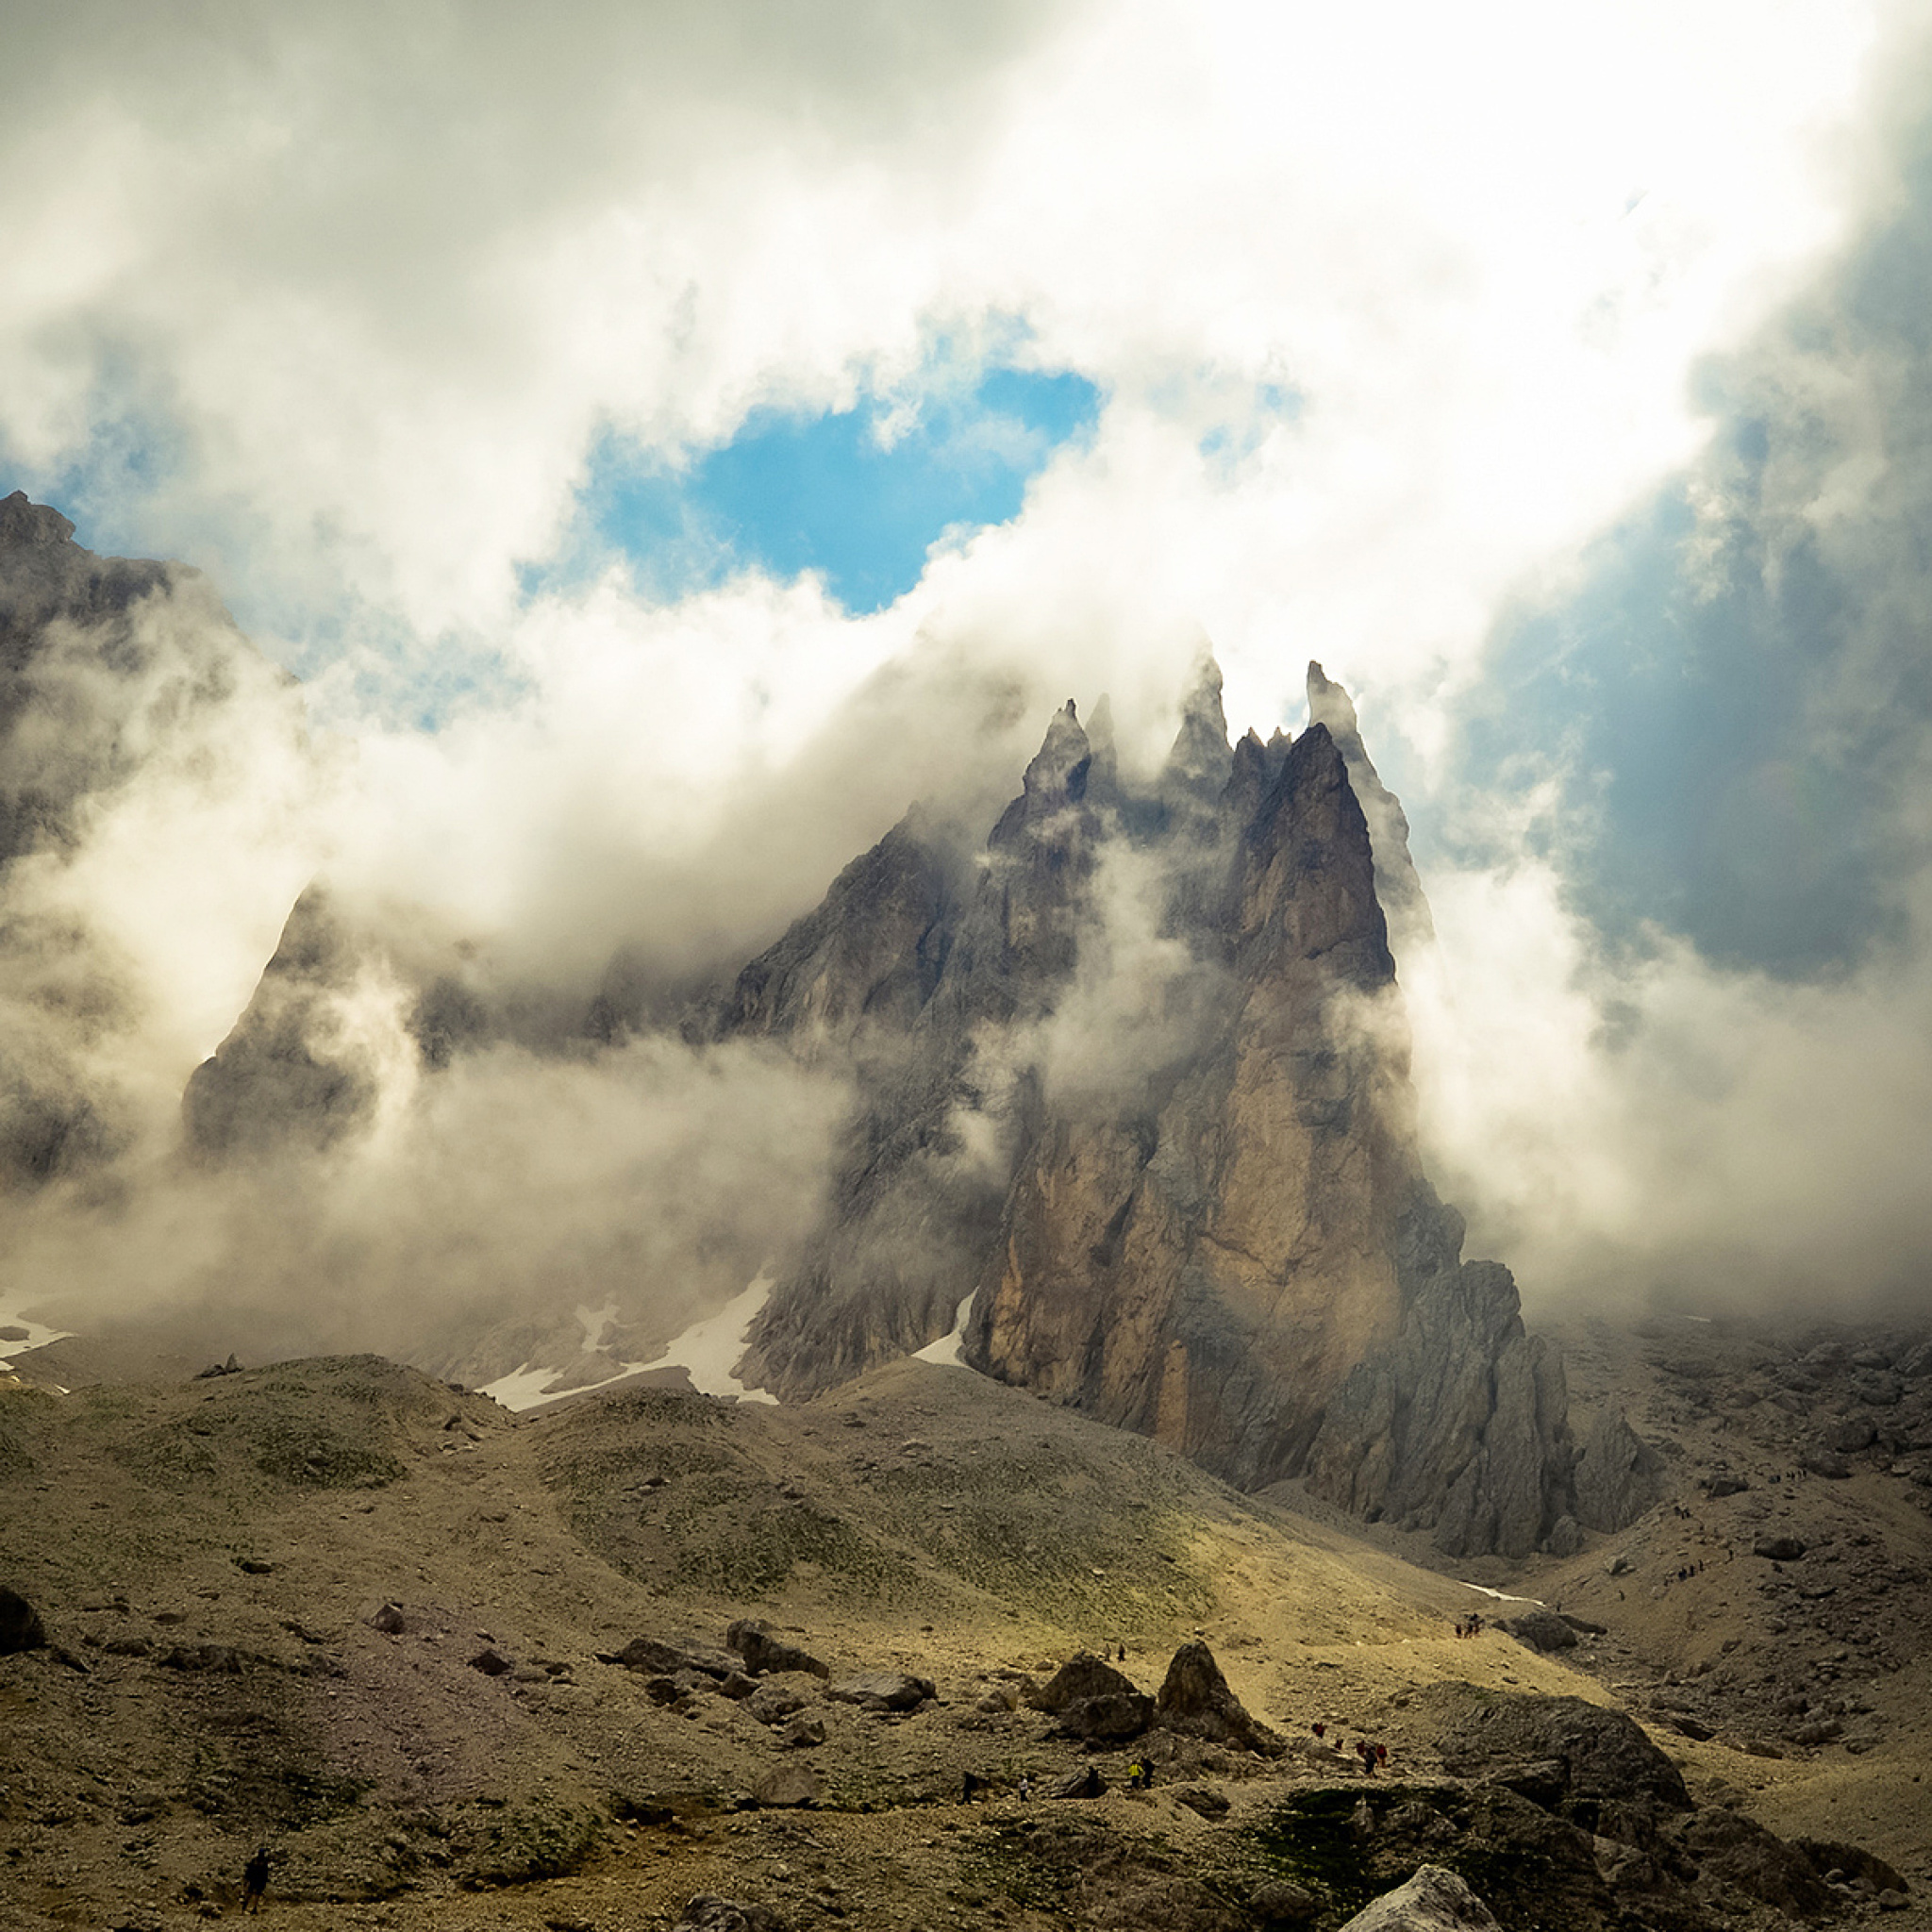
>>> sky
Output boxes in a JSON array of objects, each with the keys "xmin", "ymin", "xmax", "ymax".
[{"xmin": 3, "ymin": 0, "xmax": 1932, "ymax": 1341}]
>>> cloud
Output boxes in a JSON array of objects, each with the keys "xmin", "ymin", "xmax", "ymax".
[{"xmin": 3, "ymin": 0, "xmax": 1930, "ymax": 1363}]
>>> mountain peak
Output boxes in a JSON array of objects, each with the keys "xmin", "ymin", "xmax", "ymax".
[{"xmin": 0, "ymin": 491, "xmax": 77, "ymax": 551}]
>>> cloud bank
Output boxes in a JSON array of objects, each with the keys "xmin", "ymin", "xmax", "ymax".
[{"xmin": 1, "ymin": 0, "xmax": 1930, "ymax": 1366}]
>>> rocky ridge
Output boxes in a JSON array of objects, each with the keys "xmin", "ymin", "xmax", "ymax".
[{"xmin": 724, "ymin": 663, "xmax": 1597, "ymax": 1557}]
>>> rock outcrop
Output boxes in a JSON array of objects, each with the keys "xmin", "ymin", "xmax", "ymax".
[
  {"xmin": 0, "ymin": 493, "xmax": 305, "ymax": 1187},
  {"xmin": 723, "ymin": 659, "xmax": 1615, "ymax": 1555}
]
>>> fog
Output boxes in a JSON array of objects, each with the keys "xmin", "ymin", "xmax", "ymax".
[{"xmin": 4, "ymin": 2, "xmax": 1932, "ymax": 1379}]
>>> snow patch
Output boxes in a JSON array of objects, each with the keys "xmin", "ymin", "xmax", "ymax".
[
  {"xmin": 1457, "ymin": 1581, "xmax": 1545, "ymax": 1605},
  {"xmin": 0, "ymin": 1303, "xmax": 74, "ymax": 1371},
  {"xmin": 639, "ymin": 1273, "xmax": 780, "ymax": 1404},
  {"xmin": 912, "ymin": 1291, "xmax": 976, "ymax": 1367},
  {"xmin": 481, "ymin": 1275, "xmax": 780, "ymax": 1412}
]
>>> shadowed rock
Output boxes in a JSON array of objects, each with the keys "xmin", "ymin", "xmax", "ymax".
[
  {"xmin": 1153, "ymin": 1641, "xmax": 1282, "ymax": 1757},
  {"xmin": 725, "ymin": 1619, "xmax": 829, "ymax": 1678},
  {"xmin": 1026, "ymin": 1651, "xmax": 1155, "ymax": 1740},
  {"xmin": 0, "ymin": 1585, "xmax": 46, "ymax": 1653}
]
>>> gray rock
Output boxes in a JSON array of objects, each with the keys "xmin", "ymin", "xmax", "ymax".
[
  {"xmin": 1500, "ymin": 1609, "xmax": 1576, "ymax": 1654},
  {"xmin": 1801, "ymin": 1450, "xmax": 1853, "ymax": 1479},
  {"xmin": 671, "ymin": 1897, "xmax": 787, "ymax": 1932},
  {"xmin": 1542, "ymin": 1513, "xmax": 1586, "ymax": 1557},
  {"xmin": 1821, "ymin": 1418, "xmax": 1875, "ymax": 1453},
  {"xmin": 744, "ymin": 1683, "xmax": 808, "ymax": 1725},
  {"xmin": 1753, "ymin": 1535, "xmax": 1807, "ymax": 1560},
  {"xmin": 749, "ymin": 1765, "xmax": 819, "ymax": 1808},
  {"xmin": 1680, "ymin": 1808, "xmax": 1832, "ymax": 1917},
  {"xmin": 1048, "ymin": 1765, "xmax": 1107, "ymax": 1799},
  {"xmin": 725, "ymin": 1619, "xmax": 829, "ymax": 1678},
  {"xmin": 609, "ymin": 1636, "xmax": 738, "ymax": 1678},
  {"xmin": 1027, "ymin": 1651, "xmax": 1154, "ymax": 1739},
  {"xmin": 1249, "ymin": 1877, "xmax": 1319, "ymax": 1922},
  {"xmin": 1336, "ymin": 1864, "xmax": 1500, "ymax": 1930},
  {"xmin": 777, "ymin": 1716, "xmax": 824, "ymax": 1749},
  {"xmin": 1172, "ymin": 1785, "xmax": 1231, "ymax": 1819},
  {"xmin": 826, "ymin": 1671, "xmax": 933, "ymax": 1713},
  {"xmin": 1571, "ymin": 1406, "xmax": 1666, "ymax": 1533},
  {"xmin": 1154, "ymin": 1641, "xmax": 1281, "ymax": 1757}
]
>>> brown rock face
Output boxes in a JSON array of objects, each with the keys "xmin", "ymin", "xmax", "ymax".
[{"xmin": 723, "ymin": 660, "xmax": 1608, "ymax": 1555}]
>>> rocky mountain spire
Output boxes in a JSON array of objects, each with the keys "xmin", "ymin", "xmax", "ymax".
[
  {"xmin": 1306, "ymin": 660, "xmax": 1433, "ymax": 951},
  {"xmin": 719, "ymin": 659, "xmax": 1602, "ymax": 1556}
]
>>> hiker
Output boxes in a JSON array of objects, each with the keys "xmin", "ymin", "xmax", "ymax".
[
  {"xmin": 1375, "ymin": 1743, "xmax": 1388, "ymax": 1768},
  {"xmin": 1018, "ymin": 1774, "xmax": 1031, "ymax": 1801},
  {"xmin": 242, "ymin": 1845, "xmax": 270, "ymax": 1914},
  {"xmin": 962, "ymin": 1771, "xmax": 982, "ymax": 1802},
  {"xmin": 1117, "ymin": 1642, "xmax": 1126, "ymax": 1662},
  {"xmin": 1127, "ymin": 1760, "xmax": 1144, "ymax": 1790},
  {"xmin": 1311, "ymin": 1721, "xmax": 1325, "ymax": 1739}
]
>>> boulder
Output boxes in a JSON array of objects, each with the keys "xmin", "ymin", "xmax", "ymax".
[
  {"xmin": 0, "ymin": 1586, "xmax": 46, "ymax": 1654},
  {"xmin": 749, "ymin": 1765, "xmax": 820, "ymax": 1808},
  {"xmin": 672, "ymin": 1899, "xmax": 787, "ymax": 1932},
  {"xmin": 1027, "ymin": 1651, "xmax": 1154, "ymax": 1740},
  {"xmin": 467, "ymin": 1648, "xmax": 512, "ymax": 1676},
  {"xmin": 1801, "ymin": 1450, "xmax": 1852, "ymax": 1480},
  {"xmin": 1048, "ymin": 1765, "xmax": 1107, "ymax": 1799},
  {"xmin": 608, "ymin": 1636, "xmax": 737, "ymax": 1678},
  {"xmin": 1753, "ymin": 1535, "xmax": 1807, "ymax": 1561},
  {"xmin": 725, "ymin": 1619, "xmax": 829, "ymax": 1678},
  {"xmin": 1822, "ymin": 1418, "xmax": 1876, "ymax": 1453},
  {"xmin": 1336, "ymin": 1865, "xmax": 1500, "ymax": 1930},
  {"xmin": 369, "ymin": 1602, "xmax": 408, "ymax": 1634},
  {"xmin": 826, "ymin": 1672, "xmax": 933, "ymax": 1713},
  {"xmin": 1678, "ymin": 1808, "xmax": 1832, "ymax": 1918},
  {"xmin": 1250, "ymin": 1878, "xmax": 1319, "ymax": 1923},
  {"xmin": 1154, "ymin": 1641, "xmax": 1282, "ymax": 1757},
  {"xmin": 1441, "ymin": 1693, "xmax": 1690, "ymax": 1816},
  {"xmin": 1500, "ymin": 1609, "xmax": 1576, "ymax": 1654},
  {"xmin": 745, "ymin": 1683, "xmax": 808, "ymax": 1725},
  {"xmin": 1173, "ymin": 1785, "xmax": 1231, "ymax": 1819},
  {"xmin": 778, "ymin": 1716, "xmax": 825, "ymax": 1749}
]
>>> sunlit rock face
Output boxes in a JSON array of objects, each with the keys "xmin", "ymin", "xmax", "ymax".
[{"xmin": 728, "ymin": 660, "xmax": 1586, "ymax": 1557}]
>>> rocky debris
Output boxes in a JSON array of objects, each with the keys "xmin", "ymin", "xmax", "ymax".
[
  {"xmin": 1172, "ymin": 1784, "xmax": 1232, "ymax": 1819},
  {"xmin": 672, "ymin": 1898, "xmax": 788, "ymax": 1932},
  {"xmin": 1679, "ymin": 1807, "xmax": 1834, "ymax": 1918},
  {"xmin": 1498, "ymin": 1608, "xmax": 1576, "ymax": 1654},
  {"xmin": 725, "ymin": 1619, "xmax": 829, "ymax": 1678},
  {"xmin": 1153, "ymin": 1641, "xmax": 1281, "ymax": 1756},
  {"xmin": 744, "ymin": 1683, "xmax": 809, "ymax": 1726},
  {"xmin": 1248, "ymin": 1877, "xmax": 1319, "ymax": 1923},
  {"xmin": 825, "ymin": 1671, "xmax": 934, "ymax": 1713},
  {"xmin": 0, "ymin": 1583, "xmax": 47, "ymax": 1652},
  {"xmin": 157, "ymin": 1644, "xmax": 242, "ymax": 1674},
  {"xmin": 1335, "ymin": 1863, "xmax": 1500, "ymax": 1931},
  {"xmin": 748, "ymin": 1766, "xmax": 820, "ymax": 1809},
  {"xmin": 1440, "ymin": 1692, "xmax": 1690, "ymax": 1817},
  {"xmin": 1026, "ymin": 1650, "xmax": 1155, "ymax": 1741},
  {"xmin": 1794, "ymin": 1840, "xmax": 1909, "ymax": 1898},
  {"xmin": 777, "ymin": 1716, "xmax": 824, "ymax": 1750},
  {"xmin": 194, "ymin": 1355, "xmax": 242, "ymax": 1379},
  {"xmin": 604, "ymin": 1635, "xmax": 738, "ymax": 1678}
]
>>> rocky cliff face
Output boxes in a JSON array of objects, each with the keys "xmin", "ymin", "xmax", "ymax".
[
  {"xmin": 727, "ymin": 661, "xmax": 1599, "ymax": 1556},
  {"xmin": 0, "ymin": 493, "xmax": 300, "ymax": 1186}
]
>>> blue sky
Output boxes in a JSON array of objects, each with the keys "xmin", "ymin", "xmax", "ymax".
[{"xmin": 570, "ymin": 363, "xmax": 1100, "ymax": 614}]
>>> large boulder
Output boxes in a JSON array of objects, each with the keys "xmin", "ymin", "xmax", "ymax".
[
  {"xmin": 725, "ymin": 1620, "xmax": 829, "ymax": 1678},
  {"xmin": 1500, "ymin": 1608, "xmax": 1577, "ymax": 1654},
  {"xmin": 1027, "ymin": 1651, "xmax": 1155, "ymax": 1740},
  {"xmin": 826, "ymin": 1672, "xmax": 933, "ymax": 1713},
  {"xmin": 0, "ymin": 1586, "xmax": 46, "ymax": 1654},
  {"xmin": 1336, "ymin": 1865, "xmax": 1500, "ymax": 1930},
  {"xmin": 606, "ymin": 1636, "xmax": 737, "ymax": 1678},
  {"xmin": 1153, "ymin": 1641, "xmax": 1282, "ymax": 1757}
]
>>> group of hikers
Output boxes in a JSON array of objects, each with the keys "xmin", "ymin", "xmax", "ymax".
[{"xmin": 1452, "ymin": 1611, "xmax": 1485, "ymax": 1639}]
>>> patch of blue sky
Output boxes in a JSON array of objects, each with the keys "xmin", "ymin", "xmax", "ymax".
[
  {"xmin": 1450, "ymin": 474, "xmax": 1897, "ymax": 978},
  {"xmin": 566, "ymin": 361, "xmax": 1101, "ymax": 616}
]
